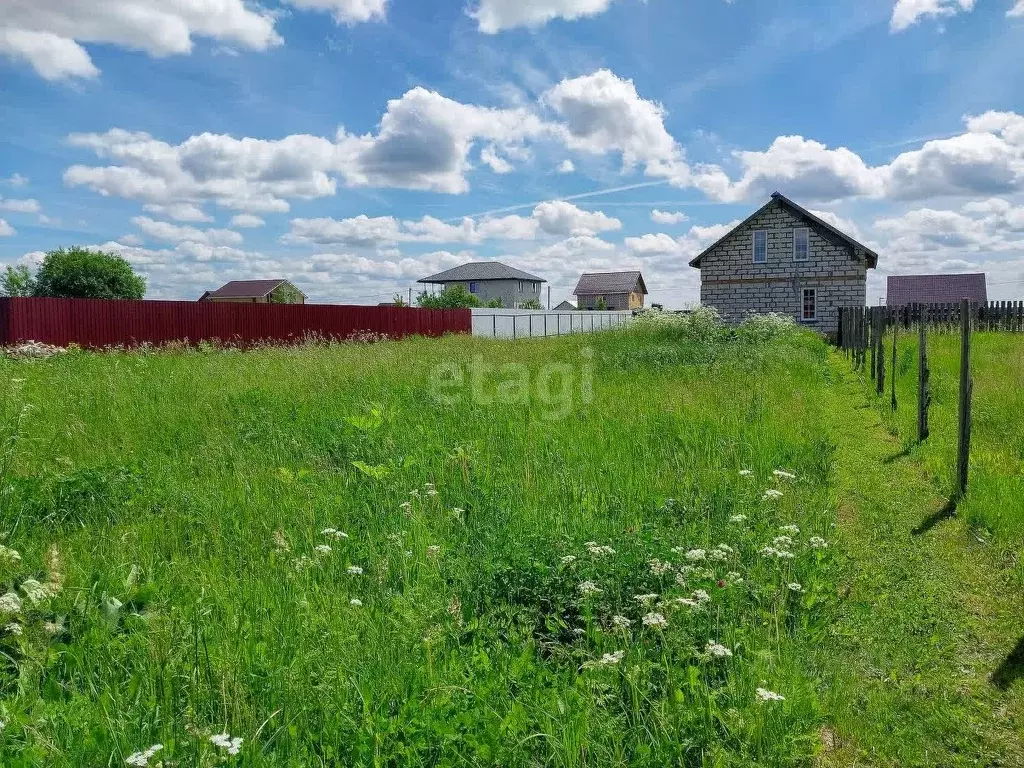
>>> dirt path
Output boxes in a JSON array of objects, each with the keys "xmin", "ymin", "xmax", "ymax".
[{"xmin": 817, "ymin": 358, "xmax": 1024, "ymax": 767}]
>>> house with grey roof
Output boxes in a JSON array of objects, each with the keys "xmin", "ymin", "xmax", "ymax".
[
  {"xmin": 689, "ymin": 192, "xmax": 878, "ymax": 336},
  {"xmin": 886, "ymin": 273, "xmax": 987, "ymax": 307},
  {"xmin": 418, "ymin": 261, "xmax": 545, "ymax": 308},
  {"xmin": 552, "ymin": 300, "xmax": 577, "ymax": 311},
  {"xmin": 573, "ymin": 271, "xmax": 648, "ymax": 311},
  {"xmin": 199, "ymin": 279, "xmax": 306, "ymax": 304}
]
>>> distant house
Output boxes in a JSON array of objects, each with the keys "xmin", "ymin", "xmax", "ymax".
[
  {"xmin": 689, "ymin": 192, "xmax": 878, "ymax": 336},
  {"xmin": 552, "ymin": 300, "xmax": 577, "ymax": 311},
  {"xmin": 574, "ymin": 271, "xmax": 647, "ymax": 311},
  {"xmin": 887, "ymin": 273, "xmax": 987, "ymax": 307},
  {"xmin": 199, "ymin": 279, "xmax": 306, "ymax": 304},
  {"xmin": 418, "ymin": 261, "xmax": 545, "ymax": 308}
]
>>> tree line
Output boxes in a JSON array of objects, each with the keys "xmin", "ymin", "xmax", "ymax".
[{"xmin": 1, "ymin": 247, "xmax": 146, "ymax": 300}]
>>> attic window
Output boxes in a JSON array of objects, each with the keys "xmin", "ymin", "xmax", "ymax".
[
  {"xmin": 794, "ymin": 228, "xmax": 809, "ymax": 262},
  {"xmin": 753, "ymin": 230, "xmax": 768, "ymax": 263}
]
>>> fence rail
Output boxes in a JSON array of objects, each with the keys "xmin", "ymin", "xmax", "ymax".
[
  {"xmin": 0, "ymin": 297, "xmax": 471, "ymax": 348},
  {"xmin": 843, "ymin": 301, "xmax": 1024, "ymax": 332}
]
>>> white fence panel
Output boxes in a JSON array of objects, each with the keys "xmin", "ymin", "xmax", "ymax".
[{"xmin": 471, "ymin": 309, "xmax": 632, "ymax": 339}]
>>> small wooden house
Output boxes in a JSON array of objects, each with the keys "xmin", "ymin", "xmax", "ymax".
[
  {"xmin": 573, "ymin": 272, "xmax": 647, "ymax": 311},
  {"xmin": 199, "ymin": 279, "xmax": 306, "ymax": 304}
]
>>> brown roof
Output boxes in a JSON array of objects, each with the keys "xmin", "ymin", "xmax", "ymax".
[
  {"xmin": 887, "ymin": 273, "xmax": 987, "ymax": 307},
  {"xmin": 574, "ymin": 271, "xmax": 647, "ymax": 296},
  {"xmin": 203, "ymin": 279, "xmax": 305, "ymax": 300},
  {"xmin": 688, "ymin": 192, "xmax": 879, "ymax": 269}
]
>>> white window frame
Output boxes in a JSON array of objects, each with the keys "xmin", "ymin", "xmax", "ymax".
[
  {"xmin": 518, "ymin": 280, "xmax": 524, "ymax": 292},
  {"xmin": 752, "ymin": 230, "xmax": 768, "ymax": 264},
  {"xmin": 793, "ymin": 227, "xmax": 810, "ymax": 262},
  {"xmin": 801, "ymin": 288, "xmax": 817, "ymax": 322}
]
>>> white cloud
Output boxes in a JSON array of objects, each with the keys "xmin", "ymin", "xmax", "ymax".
[
  {"xmin": 286, "ymin": 215, "xmax": 402, "ymax": 247},
  {"xmin": 808, "ymin": 209, "xmax": 863, "ymax": 240},
  {"xmin": 651, "ymin": 209, "xmax": 687, "ymax": 225},
  {"xmin": 1011, "ymin": 0, "xmax": 1024, "ymax": 16},
  {"xmin": 230, "ymin": 214, "xmax": 266, "ymax": 228},
  {"xmin": 470, "ymin": 0, "xmax": 614, "ymax": 33},
  {"xmin": 0, "ymin": 219, "xmax": 14, "ymax": 236},
  {"xmin": 557, "ymin": 159, "xmax": 575, "ymax": 174},
  {"xmin": 532, "ymin": 200, "xmax": 621, "ymax": 235},
  {"xmin": 143, "ymin": 202, "xmax": 211, "ymax": 222},
  {"xmin": 875, "ymin": 199, "xmax": 1024, "ymax": 255},
  {"xmin": 283, "ymin": 0, "xmax": 387, "ymax": 24},
  {"xmin": 0, "ymin": 197, "xmax": 41, "ymax": 214},
  {"xmin": 132, "ymin": 216, "xmax": 243, "ymax": 247},
  {"xmin": 480, "ymin": 145, "xmax": 514, "ymax": 174},
  {"xmin": 0, "ymin": 0, "xmax": 281, "ymax": 80},
  {"xmin": 625, "ymin": 232, "xmax": 684, "ymax": 257},
  {"xmin": 5, "ymin": 173, "xmax": 28, "ymax": 188},
  {"xmin": 890, "ymin": 0, "xmax": 975, "ymax": 32}
]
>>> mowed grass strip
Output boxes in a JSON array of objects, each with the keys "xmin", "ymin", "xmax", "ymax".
[{"xmin": 0, "ymin": 315, "xmax": 843, "ymax": 767}]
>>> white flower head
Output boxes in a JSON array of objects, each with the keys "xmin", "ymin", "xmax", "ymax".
[
  {"xmin": 583, "ymin": 649, "xmax": 625, "ymax": 669},
  {"xmin": 315, "ymin": 544, "xmax": 332, "ymax": 555},
  {"xmin": 125, "ymin": 744, "xmax": 163, "ymax": 766},
  {"xmin": 649, "ymin": 558, "xmax": 673, "ymax": 576},
  {"xmin": 577, "ymin": 580, "xmax": 602, "ymax": 597},
  {"xmin": 685, "ymin": 549, "xmax": 707, "ymax": 562},
  {"xmin": 760, "ymin": 546, "xmax": 795, "ymax": 560},
  {"xmin": 773, "ymin": 470, "xmax": 796, "ymax": 480},
  {"xmin": 809, "ymin": 536, "xmax": 829, "ymax": 549},
  {"xmin": 779, "ymin": 524, "xmax": 800, "ymax": 534},
  {"xmin": 739, "ymin": 469, "xmax": 753, "ymax": 477},
  {"xmin": 346, "ymin": 565, "xmax": 364, "ymax": 576},
  {"xmin": 0, "ymin": 592, "xmax": 21, "ymax": 614},
  {"xmin": 4, "ymin": 622, "xmax": 22, "ymax": 635},
  {"xmin": 705, "ymin": 642, "xmax": 733, "ymax": 658},
  {"xmin": 20, "ymin": 578, "xmax": 58, "ymax": 604},
  {"xmin": 611, "ymin": 615, "xmax": 632, "ymax": 628},
  {"xmin": 0, "ymin": 546, "xmax": 21, "ymax": 564},
  {"xmin": 756, "ymin": 687, "xmax": 785, "ymax": 703},
  {"xmin": 634, "ymin": 593, "xmax": 659, "ymax": 606},
  {"xmin": 586, "ymin": 542, "xmax": 615, "ymax": 556},
  {"xmin": 210, "ymin": 733, "xmax": 244, "ymax": 755},
  {"xmin": 692, "ymin": 589, "xmax": 711, "ymax": 604},
  {"xmin": 642, "ymin": 612, "xmax": 668, "ymax": 629},
  {"xmin": 725, "ymin": 571, "xmax": 744, "ymax": 585},
  {"xmin": 762, "ymin": 489, "xmax": 784, "ymax": 501},
  {"xmin": 787, "ymin": 582, "xmax": 804, "ymax": 593},
  {"xmin": 773, "ymin": 535, "xmax": 794, "ymax": 548},
  {"xmin": 349, "ymin": 598, "xmax": 363, "ymax": 607},
  {"xmin": 321, "ymin": 528, "xmax": 349, "ymax": 540},
  {"xmin": 43, "ymin": 619, "xmax": 63, "ymax": 636},
  {"xmin": 729, "ymin": 514, "xmax": 748, "ymax": 523},
  {"xmin": 560, "ymin": 555, "xmax": 577, "ymax": 565}
]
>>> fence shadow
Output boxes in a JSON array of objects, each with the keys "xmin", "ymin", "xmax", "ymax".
[
  {"xmin": 911, "ymin": 499, "xmax": 958, "ymax": 536},
  {"xmin": 991, "ymin": 636, "xmax": 1024, "ymax": 690},
  {"xmin": 882, "ymin": 445, "xmax": 915, "ymax": 465}
]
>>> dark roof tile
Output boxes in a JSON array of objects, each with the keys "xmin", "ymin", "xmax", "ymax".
[
  {"xmin": 886, "ymin": 273, "xmax": 987, "ymax": 306},
  {"xmin": 419, "ymin": 261, "xmax": 545, "ymax": 283},
  {"xmin": 573, "ymin": 271, "xmax": 647, "ymax": 295}
]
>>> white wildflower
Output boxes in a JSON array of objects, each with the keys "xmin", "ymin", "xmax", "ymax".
[
  {"xmin": 20, "ymin": 578, "xmax": 58, "ymax": 604},
  {"xmin": 809, "ymin": 536, "xmax": 829, "ymax": 549},
  {"xmin": 685, "ymin": 549, "xmax": 706, "ymax": 562},
  {"xmin": 762, "ymin": 489, "xmax": 784, "ymax": 501},
  {"xmin": 759, "ymin": 546, "xmax": 794, "ymax": 560},
  {"xmin": 674, "ymin": 598, "xmax": 700, "ymax": 609},
  {"xmin": 408, "ymin": 489, "xmax": 420, "ymax": 497},
  {"xmin": 725, "ymin": 571, "xmax": 744, "ymax": 585},
  {"xmin": 674, "ymin": 571, "xmax": 688, "ymax": 586},
  {"xmin": 692, "ymin": 589, "xmax": 711, "ymax": 604},
  {"xmin": 729, "ymin": 514, "xmax": 748, "ymax": 523},
  {"xmin": 272, "ymin": 529, "xmax": 290, "ymax": 552},
  {"xmin": 314, "ymin": 544, "xmax": 332, "ymax": 555},
  {"xmin": 705, "ymin": 642, "xmax": 733, "ymax": 658},
  {"xmin": 773, "ymin": 470, "xmax": 796, "ymax": 480},
  {"xmin": 399, "ymin": 501, "xmax": 412, "ymax": 511},
  {"xmin": 779, "ymin": 524, "xmax": 800, "ymax": 534},
  {"xmin": 43, "ymin": 620, "xmax": 63, "ymax": 636},
  {"xmin": 583, "ymin": 650, "xmax": 625, "ymax": 669},
  {"xmin": 125, "ymin": 744, "xmax": 163, "ymax": 766},
  {"xmin": 560, "ymin": 555, "xmax": 577, "ymax": 565},
  {"xmin": 611, "ymin": 615, "xmax": 632, "ymax": 628},
  {"xmin": 321, "ymin": 528, "xmax": 349, "ymax": 540},
  {"xmin": 756, "ymin": 687, "xmax": 785, "ymax": 703},
  {"xmin": 0, "ymin": 546, "xmax": 21, "ymax": 564},
  {"xmin": 773, "ymin": 536, "xmax": 794, "ymax": 548},
  {"xmin": 451, "ymin": 507, "xmax": 465, "ymax": 516},
  {"xmin": 739, "ymin": 469, "xmax": 753, "ymax": 477},
  {"xmin": 708, "ymin": 549, "xmax": 728, "ymax": 562},
  {"xmin": 642, "ymin": 612, "xmax": 668, "ymax": 629},
  {"xmin": 426, "ymin": 488, "xmax": 439, "ymax": 497},
  {"xmin": 634, "ymin": 593, "xmax": 659, "ymax": 606},
  {"xmin": 787, "ymin": 583, "xmax": 804, "ymax": 593},
  {"xmin": 577, "ymin": 581, "xmax": 602, "ymax": 597},
  {"xmin": 210, "ymin": 733, "xmax": 244, "ymax": 755},
  {"xmin": 0, "ymin": 592, "xmax": 21, "ymax": 614},
  {"xmin": 649, "ymin": 558, "xmax": 673, "ymax": 576},
  {"xmin": 426, "ymin": 545, "xmax": 441, "ymax": 557},
  {"xmin": 346, "ymin": 565, "xmax": 364, "ymax": 576},
  {"xmin": 586, "ymin": 542, "xmax": 615, "ymax": 556},
  {"xmin": 5, "ymin": 622, "xmax": 22, "ymax": 635},
  {"xmin": 349, "ymin": 598, "xmax": 363, "ymax": 607}
]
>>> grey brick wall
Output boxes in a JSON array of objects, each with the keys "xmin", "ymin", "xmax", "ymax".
[
  {"xmin": 697, "ymin": 199, "xmax": 869, "ymax": 336},
  {"xmin": 442, "ymin": 279, "xmax": 542, "ymax": 308}
]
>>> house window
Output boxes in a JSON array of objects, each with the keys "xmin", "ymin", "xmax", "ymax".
[
  {"xmin": 518, "ymin": 281, "xmax": 524, "ymax": 292},
  {"xmin": 753, "ymin": 230, "xmax": 768, "ymax": 263},
  {"xmin": 801, "ymin": 288, "xmax": 817, "ymax": 322},
  {"xmin": 794, "ymin": 228, "xmax": 809, "ymax": 262},
  {"xmin": 469, "ymin": 282, "xmax": 479, "ymax": 294}
]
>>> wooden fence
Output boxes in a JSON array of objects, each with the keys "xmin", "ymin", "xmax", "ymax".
[
  {"xmin": 841, "ymin": 301, "xmax": 1024, "ymax": 334},
  {"xmin": 0, "ymin": 297, "xmax": 472, "ymax": 349}
]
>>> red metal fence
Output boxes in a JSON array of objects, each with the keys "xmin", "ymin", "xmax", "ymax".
[{"xmin": 0, "ymin": 297, "xmax": 471, "ymax": 348}]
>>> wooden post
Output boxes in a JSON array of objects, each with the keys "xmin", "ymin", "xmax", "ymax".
[
  {"xmin": 955, "ymin": 298, "xmax": 973, "ymax": 500},
  {"xmin": 917, "ymin": 317, "xmax": 930, "ymax": 441},
  {"xmin": 891, "ymin": 325, "xmax": 898, "ymax": 410},
  {"xmin": 876, "ymin": 308, "xmax": 886, "ymax": 396},
  {"xmin": 869, "ymin": 308, "xmax": 877, "ymax": 380}
]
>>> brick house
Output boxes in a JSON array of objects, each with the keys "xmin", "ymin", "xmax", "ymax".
[
  {"xmin": 689, "ymin": 192, "xmax": 878, "ymax": 336},
  {"xmin": 573, "ymin": 271, "xmax": 648, "ymax": 311},
  {"xmin": 418, "ymin": 261, "xmax": 545, "ymax": 308}
]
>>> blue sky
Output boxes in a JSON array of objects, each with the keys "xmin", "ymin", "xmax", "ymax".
[{"xmin": 1, "ymin": 0, "xmax": 1023, "ymax": 307}]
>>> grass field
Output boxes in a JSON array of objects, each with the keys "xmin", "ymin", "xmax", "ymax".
[{"xmin": 0, "ymin": 315, "xmax": 1021, "ymax": 766}]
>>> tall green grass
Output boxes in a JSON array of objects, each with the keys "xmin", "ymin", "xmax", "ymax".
[
  {"xmin": 0, "ymin": 320, "xmax": 840, "ymax": 766},
  {"xmin": 868, "ymin": 330, "xmax": 1024, "ymax": 543}
]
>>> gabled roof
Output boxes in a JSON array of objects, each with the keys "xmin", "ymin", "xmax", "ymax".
[
  {"xmin": 573, "ymin": 271, "xmax": 648, "ymax": 296},
  {"xmin": 688, "ymin": 192, "xmax": 879, "ymax": 269},
  {"xmin": 418, "ymin": 261, "xmax": 546, "ymax": 284},
  {"xmin": 553, "ymin": 300, "xmax": 577, "ymax": 310},
  {"xmin": 203, "ymin": 279, "xmax": 305, "ymax": 299},
  {"xmin": 887, "ymin": 273, "xmax": 987, "ymax": 307}
]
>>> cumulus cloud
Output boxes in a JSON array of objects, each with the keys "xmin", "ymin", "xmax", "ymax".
[
  {"xmin": 1011, "ymin": 0, "xmax": 1024, "ymax": 16},
  {"xmin": 5, "ymin": 174, "xmax": 29, "ymax": 188},
  {"xmin": 890, "ymin": 0, "xmax": 975, "ymax": 32},
  {"xmin": 532, "ymin": 200, "xmax": 621, "ymax": 236},
  {"xmin": 651, "ymin": 209, "xmax": 687, "ymax": 225},
  {"xmin": 230, "ymin": 214, "xmax": 265, "ymax": 228},
  {"xmin": 470, "ymin": 0, "xmax": 614, "ymax": 33},
  {"xmin": 0, "ymin": 219, "xmax": 14, "ymax": 236},
  {"xmin": 557, "ymin": 159, "xmax": 576, "ymax": 174},
  {"xmin": 143, "ymin": 202, "xmax": 212, "ymax": 222},
  {"xmin": 875, "ymin": 199, "xmax": 1024, "ymax": 255},
  {"xmin": 283, "ymin": 0, "xmax": 387, "ymax": 24},
  {"xmin": 0, "ymin": 197, "xmax": 41, "ymax": 214},
  {"xmin": 0, "ymin": 0, "xmax": 281, "ymax": 80},
  {"xmin": 480, "ymin": 145, "xmax": 514, "ymax": 174},
  {"xmin": 132, "ymin": 216, "xmax": 243, "ymax": 247}
]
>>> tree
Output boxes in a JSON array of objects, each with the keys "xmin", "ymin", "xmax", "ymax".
[
  {"xmin": 595, "ymin": 297, "xmax": 608, "ymax": 311},
  {"xmin": 1, "ymin": 264, "xmax": 35, "ymax": 297},
  {"xmin": 268, "ymin": 282, "xmax": 304, "ymax": 304},
  {"xmin": 392, "ymin": 294, "xmax": 408, "ymax": 307},
  {"xmin": 32, "ymin": 247, "xmax": 146, "ymax": 300},
  {"xmin": 519, "ymin": 298, "xmax": 542, "ymax": 310},
  {"xmin": 417, "ymin": 285, "xmax": 485, "ymax": 309}
]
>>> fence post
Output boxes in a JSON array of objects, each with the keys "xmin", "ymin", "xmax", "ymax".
[
  {"xmin": 876, "ymin": 309, "xmax": 886, "ymax": 396},
  {"xmin": 869, "ymin": 308, "xmax": 877, "ymax": 380},
  {"xmin": 955, "ymin": 298, "xmax": 973, "ymax": 501},
  {"xmin": 891, "ymin": 325, "xmax": 898, "ymax": 410},
  {"xmin": 493, "ymin": 314, "xmax": 497, "ymax": 338},
  {"xmin": 917, "ymin": 317, "xmax": 930, "ymax": 441}
]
